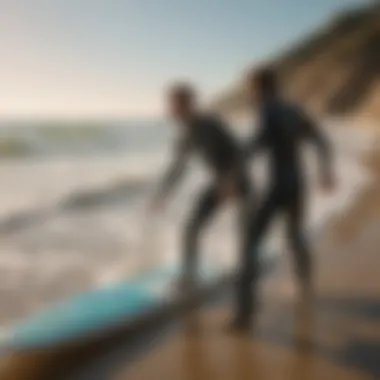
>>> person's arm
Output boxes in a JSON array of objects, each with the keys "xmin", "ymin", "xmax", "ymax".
[
  {"xmin": 298, "ymin": 108, "xmax": 335, "ymax": 188},
  {"xmin": 209, "ymin": 117, "xmax": 246, "ymax": 199},
  {"xmin": 151, "ymin": 137, "xmax": 191, "ymax": 208},
  {"xmin": 217, "ymin": 110, "xmax": 272, "ymax": 200}
]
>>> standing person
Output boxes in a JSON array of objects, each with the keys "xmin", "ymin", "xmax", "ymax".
[
  {"xmin": 150, "ymin": 83, "xmax": 252, "ymax": 290},
  {"xmin": 232, "ymin": 68, "xmax": 336, "ymax": 330}
]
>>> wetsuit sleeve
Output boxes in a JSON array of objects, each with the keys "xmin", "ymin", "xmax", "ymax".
[
  {"xmin": 154, "ymin": 137, "xmax": 191, "ymax": 202},
  {"xmin": 210, "ymin": 116, "xmax": 245, "ymax": 185},
  {"xmin": 298, "ymin": 108, "xmax": 333, "ymax": 180}
]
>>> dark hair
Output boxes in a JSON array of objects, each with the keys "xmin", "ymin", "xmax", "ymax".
[
  {"xmin": 168, "ymin": 82, "xmax": 196, "ymax": 102},
  {"xmin": 251, "ymin": 67, "xmax": 278, "ymax": 94}
]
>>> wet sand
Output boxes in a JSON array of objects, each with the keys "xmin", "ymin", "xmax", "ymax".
[
  {"xmin": 113, "ymin": 140, "xmax": 380, "ymax": 380},
  {"xmin": 1, "ymin": 138, "xmax": 380, "ymax": 380}
]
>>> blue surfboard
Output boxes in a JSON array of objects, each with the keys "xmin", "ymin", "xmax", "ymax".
[{"xmin": 0, "ymin": 262, "xmax": 224, "ymax": 352}]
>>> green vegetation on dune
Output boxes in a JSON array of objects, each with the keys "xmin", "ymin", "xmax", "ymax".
[
  {"xmin": 213, "ymin": 2, "xmax": 380, "ymax": 119},
  {"xmin": 278, "ymin": 7, "xmax": 374, "ymax": 71}
]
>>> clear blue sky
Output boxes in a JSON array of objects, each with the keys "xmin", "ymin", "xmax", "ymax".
[{"xmin": 0, "ymin": 0, "xmax": 372, "ymax": 118}]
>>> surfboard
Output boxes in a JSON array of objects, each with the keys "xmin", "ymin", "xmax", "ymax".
[{"xmin": 0, "ymin": 262, "xmax": 226, "ymax": 352}]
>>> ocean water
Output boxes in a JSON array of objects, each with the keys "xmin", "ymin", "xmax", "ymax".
[{"xmin": 0, "ymin": 118, "xmax": 376, "ymax": 326}]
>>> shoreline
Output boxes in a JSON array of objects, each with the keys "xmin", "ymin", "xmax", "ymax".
[
  {"xmin": 0, "ymin": 120, "xmax": 376, "ymax": 328},
  {"xmin": 0, "ymin": 135, "xmax": 380, "ymax": 380}
]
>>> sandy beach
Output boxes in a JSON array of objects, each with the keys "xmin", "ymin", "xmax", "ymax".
[
  {"xmin": 0, "ymin": 130, "xmax": 378, "ymax": 379},
  {"xmin": 114, "ymin": 135, "xmax": 380, "ymax": 380},
  {"xmin": 1, "ymin": 1, "xmax": 379, "ymax": 378}
]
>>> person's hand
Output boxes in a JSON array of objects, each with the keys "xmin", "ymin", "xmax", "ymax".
[{"xmin": 320, "ymin": 173, "xmax": 336, "ymax": 194}]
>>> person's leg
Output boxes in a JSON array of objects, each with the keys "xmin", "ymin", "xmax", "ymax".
[
  {"xmin": 234, "ymin": 186, "xmax": 280, "ymax": 327},
  {"xmin": 236, "ymin": 176, "xmax": 256, "ymax": 251},
  {"xmin": 234, "ymin": 177, "xmax": 255, "ymax": 308},
  {"xmin": 182, "ymin": 184, "xmax": 220, "ymax": 283},
  {"xmin": 285, "ymin": 186, "xmax": 312, "ymax": 293}
]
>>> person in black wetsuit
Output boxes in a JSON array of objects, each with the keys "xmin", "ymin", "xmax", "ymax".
[
  {"xmin": 151, "ymin": 83, "xmax": 251, "ymax": 287},
  {"xmin": 232, "ymin": 68, "xmax": 336, "ymax": 329}
]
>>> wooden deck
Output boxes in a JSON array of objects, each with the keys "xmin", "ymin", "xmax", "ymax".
[{"xmin": 1, "ymin": 147, "xmax": 379, "ymax": 380}]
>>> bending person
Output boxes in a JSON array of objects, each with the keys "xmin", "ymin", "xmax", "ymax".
[{"xmin": 151, "ymin": 83, "xmax": 252, "ymax": 289}]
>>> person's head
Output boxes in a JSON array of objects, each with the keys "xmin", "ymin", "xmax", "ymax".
[
  {"xmin": 167, "ymin": 82, "xmax": 197, "ymax": 123},
  {"xmin": 247, "ymin": 67, "xmax": 279, "ymax": 103}
]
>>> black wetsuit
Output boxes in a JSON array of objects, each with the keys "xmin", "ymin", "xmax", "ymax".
[
  {"xmin": 156, "ymin": 114, "xmax": 251, "ymax": 280},
  {"xmin": 236, "ymin": 98, "xmax": 332, "ymax": 320}
]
